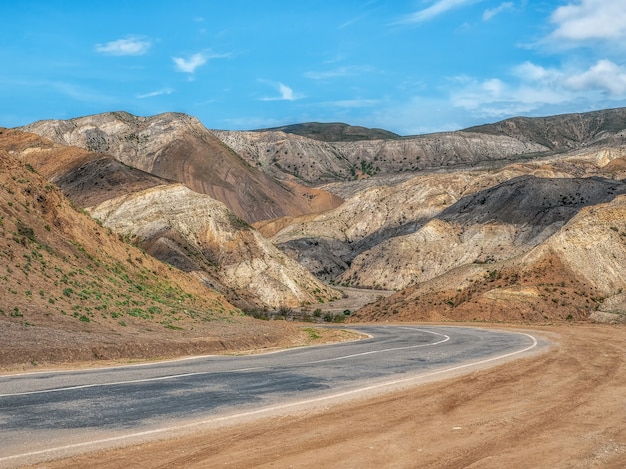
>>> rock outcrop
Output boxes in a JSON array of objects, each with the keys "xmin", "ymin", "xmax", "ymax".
[{"xmin": 89, "ymin": 184, "xmax": 339, "ymax": 309}]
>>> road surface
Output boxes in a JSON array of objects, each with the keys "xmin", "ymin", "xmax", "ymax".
[{"xmin": 0, "ymin": 325, "xmax": 541, "ymax": 467}]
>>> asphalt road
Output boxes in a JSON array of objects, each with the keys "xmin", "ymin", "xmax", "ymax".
[{"xmin": 0, "ymin": 325, "xmax": 541, "ymax": 467}]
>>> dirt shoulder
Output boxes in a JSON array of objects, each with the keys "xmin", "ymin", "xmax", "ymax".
[
  {"xmin": 0, "ymin": 319, "xmax": 360, "ymax": 374},
  {"xmin": 26, "ymin": 323, "xmax": 625, "ymax": 468}
]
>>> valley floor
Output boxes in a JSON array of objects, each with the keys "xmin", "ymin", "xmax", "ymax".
[{"xmin": 22, "ymin": 323, "xmax": 626, "ymax": 468}]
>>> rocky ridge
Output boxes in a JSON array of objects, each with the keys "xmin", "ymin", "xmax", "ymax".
[
  {"xmin": 213, "ymin": 129, "xmax": 550, "ymax": 184},
  {"xmin": 22, "ymin": 112, "xmax": 343, "ymax": 223}
]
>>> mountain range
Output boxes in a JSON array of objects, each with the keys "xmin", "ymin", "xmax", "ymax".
[{"xmin": 8, "ymin": 106, "xmax": 626, "ymax": 327}]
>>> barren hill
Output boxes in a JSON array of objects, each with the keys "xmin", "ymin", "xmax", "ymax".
[
  {"xmin": 0, "ymin": 128, "xmax": 339, "ymax": 310},
  {"xmin": 89, "ymin": 184, "xmax": 339, "ymax": 309},
  {"xmin": 341, "ymin": 175, "xmax": 626, "ymax": 290}
]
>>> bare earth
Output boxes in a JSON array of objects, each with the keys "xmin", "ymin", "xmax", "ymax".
[{"xmin": 26, "ymin": 323, "xmax": 625, "ymax": 469}]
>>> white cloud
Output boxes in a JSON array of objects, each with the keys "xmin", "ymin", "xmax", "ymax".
[
  {"xmin": 137, "ymin": 88, "xmax": 174, "ymax": 99},
  {"xmin": 173, "ymin": 53, "xmax": 207, "ymax": 73},
  {"xmin": 565, "ymin": 60, "xmax": 626, "ymax": 95},
  {"xmin": 549, "ymin": 0, "xmax": 626, "ymax": 43},
  {"xmin": 95, "ymin": 37, "xmax": 151, "ymax": 56},
  {"xmin": 450, "ymin": 59, "xmax": 626, "ymax": 119},
  {"xmin": 172, "ymin": 51, "xmax": 230, "ymax": 74},
  {"xmin": 278, "ymin": 83, "xmax": 295, "ymax": 100},
  {"xmin": 396, "ymin": 0, "xmax": 482, "ymax": 24},
  {"xmin": 483, "ymin": 2, "xmax": 513, "ymax": 21},
  {"xmin": 259, "ymin": 82, "xmax": 302, "ymax": 101}
]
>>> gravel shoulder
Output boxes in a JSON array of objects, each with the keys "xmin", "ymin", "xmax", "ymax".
[{"xmin": 25, "ymin": 323, "xmax": 626, "ymax": 469}]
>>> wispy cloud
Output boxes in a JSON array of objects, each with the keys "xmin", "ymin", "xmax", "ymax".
[
  {"xmin": 95, "ymin": 36, "xmax": 151, "ymax": 56},
  {"xmin": 304, "ymin": 66, "xmax": 372, "ymax": 80},
  {"xmin": 326, "ymin": 99, "xmax": 381, "ymax": 108},
  {"xmin": 396, "ymin": 0, "xmax": 482, "ymax": 25},
  {"xmin": 483, "ymin": 2, "xmax": 513, "ymax": 21},
  {"xmin": 259, "ymin": 82, "xmax": 302, "ymax": 101},
  {"xmin": 51, "ymin": 81, "xmax": 117, "ymax": 104},
  {"xmin": 172, "ymin": 50, "xmax": 230, "ymax": 74},
  {"xmin": 137, "ymin": 88, "xmax": 174, "ymax": 99}
]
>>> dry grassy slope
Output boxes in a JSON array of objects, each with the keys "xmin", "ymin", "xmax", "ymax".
[
  {"xmin": 89, "ymin": 184, "xmax": 340, "ymax": 309},
  {"xmin": 0, "ymin": 136, "xmax": 304, "ymax": 366},
  {"xmin": 353, "ymin": 195, "xmax": 626, "ymax": 323},
  {"xmin": 22, "ymin": 112, "xmax": 343, "ymax": 223}
]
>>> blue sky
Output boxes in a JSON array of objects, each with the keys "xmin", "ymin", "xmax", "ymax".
[{"xmin": 3, "ymin": 0, "xmax": 626, "ymax": 135}]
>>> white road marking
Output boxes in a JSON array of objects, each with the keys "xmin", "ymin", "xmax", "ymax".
[
  {"xmin": 0, "ymin": 331, "xmax": 539, "ymax": 465},
  {"xmin": 0, "ymin": 366, "xmax": 264, "ymax": 398},
  {"xmin": 305, "ymin": 328, "xmax": 450, "ymax": 364},
  {"xmin": 0, "ymin": 328, "xmax": 448, "ymax": 397}
]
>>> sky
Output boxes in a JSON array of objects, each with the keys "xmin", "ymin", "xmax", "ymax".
[{"xmin": 3, "ymin": 0, "xmax": 626, "ymax": 135}]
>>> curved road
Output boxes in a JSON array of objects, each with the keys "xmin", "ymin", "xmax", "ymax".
[{"xmin": 0, "ymin": 325, "xmax": 542, "ymax": 467}]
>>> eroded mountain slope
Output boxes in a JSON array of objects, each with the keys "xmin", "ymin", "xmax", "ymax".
[
  {"xmin": 22, "ymin": 112, "xmax": 343, "ymax": 223},
  {"xmin": 0, "ymin": 133, "xmax": 299, "ymax": 366},
  {"xmin": 353, "ymin": 194, "xmax": 626, "ymax": 323},
  {"xmin": 216, "ymin": 108, "xmax": 626, "ymax": 185},
  {"xmin": 341, "ymin": 175, "xmax": 626, "ymax": 290},
  {"xmin": 90, "ymin": 184, "xmax": 339, "ymax": 308}
]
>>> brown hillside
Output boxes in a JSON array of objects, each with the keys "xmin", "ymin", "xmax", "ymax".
[
  {"xmin": 0, "ymin": 131, "xmax": 303, "ymax": 369},
  {"xmin": 0, "ymin": 128, "xmax": 166, "ymax": 207}
]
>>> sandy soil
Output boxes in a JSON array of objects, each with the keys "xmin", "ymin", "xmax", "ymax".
[{"xmin": 25, "ymin": 323, "xmax": 625, "ymax": 469}]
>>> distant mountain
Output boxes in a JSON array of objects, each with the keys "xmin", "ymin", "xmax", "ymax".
[
  {"xmin": 464, "ymin": 107, "xmax": 626, "ymax": 151},
  {"xmin": 255, "ymin": 122, "xmax": 401, "ymax": 142},
  {"xmin": 217, "ymin": 107, "xmax": 626, "ymax": 184}
]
